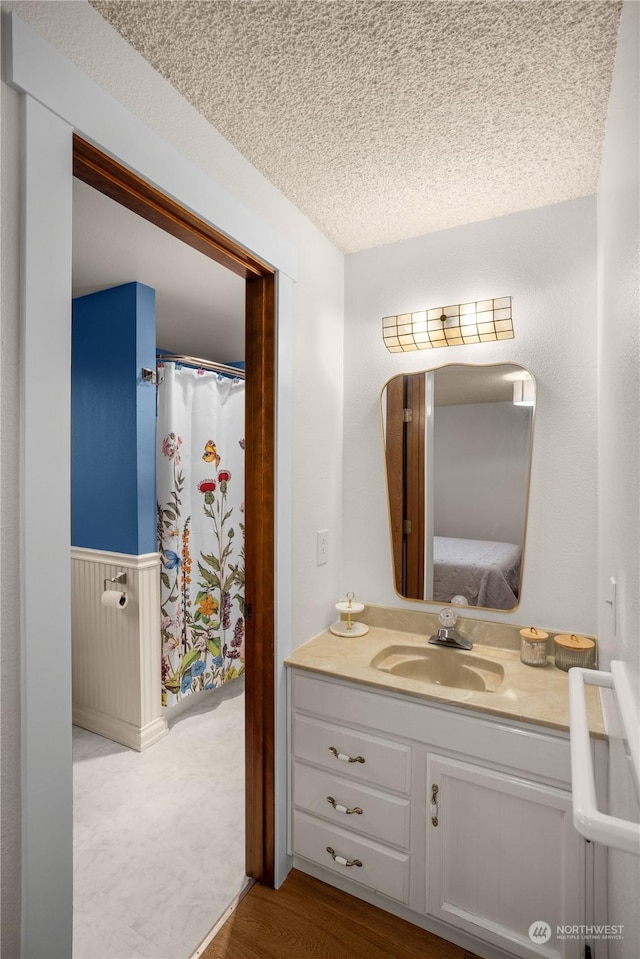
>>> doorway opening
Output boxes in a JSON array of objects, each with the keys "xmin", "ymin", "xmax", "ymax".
[{"xmin": 71, "ymin": 136, "xmax": 276, "ymax": 936}]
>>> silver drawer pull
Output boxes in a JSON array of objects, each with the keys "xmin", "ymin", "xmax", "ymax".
[
  {"xmin": 430, "ymin": 783, "xmax": 439, "ymax": 827},
  {"xmin": 326, "ymin": 846, "xmax": 362, "ymax": 868},
  {"xmin": 328, "ymin": 746, "xmax": 365, "ymax": 764},
  {"xmin": 327, "ymin": 796, "xmax": 363, "ymax": 816}
]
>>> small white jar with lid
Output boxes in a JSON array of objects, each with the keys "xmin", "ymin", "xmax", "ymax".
[{"xmin": 519, "ymin": 626, "xmax": 549, "ymax": 667}]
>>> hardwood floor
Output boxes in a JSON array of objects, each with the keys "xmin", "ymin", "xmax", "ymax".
[{"xmin": 200, "ymin": 869, "xmax": 484, "ymax": 959}]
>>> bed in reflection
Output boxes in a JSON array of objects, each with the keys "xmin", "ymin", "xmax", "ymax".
[{"xmin": 432, "ymin": 536, "xmax": 522, "ymax": 610}]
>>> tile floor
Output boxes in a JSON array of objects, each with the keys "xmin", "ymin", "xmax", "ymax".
[{"xmin": 73, "ymin": 677, "xmax": 247, "ymax": 959}]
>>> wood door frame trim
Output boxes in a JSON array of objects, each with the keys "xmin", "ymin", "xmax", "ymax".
[
  {"xmin": 73, "ymin": 136, "xmax": 273, "ymax": 280},
  {"xmin": 72, "ymin": 135, "xmax": 276, "ymax": 885}
]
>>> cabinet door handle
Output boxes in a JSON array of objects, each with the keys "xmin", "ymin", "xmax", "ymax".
[
  {"xmin": 327, "ymin": 796, "xmax": 363, "ymax": 815},
  {"xmin": 430, "ymin": 783, "xmax": 439, "ymax": 826},
  {"xmin": 328, "ymin": 746, "xmax": 365, "ymax": 764},
  {"xmin": 326, "ymin": 846, "xmax": 362, "ymax": 868}
]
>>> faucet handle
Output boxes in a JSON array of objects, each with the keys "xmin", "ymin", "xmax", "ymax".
[{"xmin": 438, "ymin": 607, "xmax": 457, "ymax": 629}]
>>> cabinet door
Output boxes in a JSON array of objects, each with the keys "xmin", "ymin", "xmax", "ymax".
[{"xmin": 427, "ymin": 755, "xmax": 585, "ymax": 959}]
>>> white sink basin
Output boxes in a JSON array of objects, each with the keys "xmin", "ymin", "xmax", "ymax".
[{"xmin": 370, "ymin": 645, "xmax": 505, "ymax": 692}]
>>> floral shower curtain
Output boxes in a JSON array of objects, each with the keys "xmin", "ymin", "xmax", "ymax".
[{"xmin": 157, "ymin": 362, "xmax": 245, "ymax": 707}]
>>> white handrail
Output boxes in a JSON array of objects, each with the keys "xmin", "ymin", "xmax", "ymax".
[{"xmin": 568, "ymin": 663, "xmax": 640, "ymax": 856}]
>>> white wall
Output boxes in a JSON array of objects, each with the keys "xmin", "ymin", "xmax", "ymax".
[
  {"xmin": 344, "ymin": 196, "xmax": 598, "ymax": 633},
  {"xmin": 0, "ymin": 3, "xmax": 344, "ymax": 955},
  {"xmin": 597, "ymin": 0, "xmax": 640, "ymax": 692},
  {"xmin": 596, "ymin": 2, "xmax": 640, "ymax": 955},
  {"xmin": 0, "ymin": 61, "xmax": 22, "ymax": 959}
]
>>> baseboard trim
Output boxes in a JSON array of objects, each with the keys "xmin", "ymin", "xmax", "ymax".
[{"xmin": 73, "ymin": 703, "xmax": 169, "ymax": 752}]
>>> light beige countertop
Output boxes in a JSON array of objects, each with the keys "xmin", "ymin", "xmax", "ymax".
[{"xmin": 285, "ymin": 626, "xmax": 605, "ymax": 738}]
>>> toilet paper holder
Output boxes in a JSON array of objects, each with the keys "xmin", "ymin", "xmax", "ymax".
[{"xmin": 103, "ymin": 571, "xmax": 127, "ymax": 591}]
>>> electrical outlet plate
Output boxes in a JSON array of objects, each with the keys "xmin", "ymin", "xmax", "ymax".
[{"xmin": 316, "ymin": 529, "xmax": 328, "ymax": 565}]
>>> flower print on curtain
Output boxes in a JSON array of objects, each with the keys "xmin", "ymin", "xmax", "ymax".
[{"xmin": 157, "ymin": 362, "xmax": 245, "ymax": 707}]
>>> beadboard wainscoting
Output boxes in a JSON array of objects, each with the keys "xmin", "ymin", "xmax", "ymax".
[{"xmin": 71, "ymin": 547, "xmax": 168, "ymax": 751}]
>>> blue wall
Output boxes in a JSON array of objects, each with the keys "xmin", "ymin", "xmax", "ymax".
[{"xmin": 72, "ymin": 283, "xmax": 157, "ymax": 555}]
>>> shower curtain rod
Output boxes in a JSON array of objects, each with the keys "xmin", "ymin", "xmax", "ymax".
[{"xmin": 157, "ymin": 354, "xmax": 245, "ymax": 379}]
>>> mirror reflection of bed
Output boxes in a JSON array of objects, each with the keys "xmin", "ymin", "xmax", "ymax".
[
  {"xmin": 382, "ymin": 363, "xmax": 536, "ymax": 612},
  {"xmin": 432, "ymin": 536, "xmax": 521, "ymax": 609}
]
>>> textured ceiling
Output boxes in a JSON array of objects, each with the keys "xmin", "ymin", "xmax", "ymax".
[{"xmin": 90, "ymin": 0, "xmax": 621, "ymax": 253}]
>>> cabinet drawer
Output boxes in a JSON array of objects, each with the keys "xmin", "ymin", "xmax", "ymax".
[
  {"xmin": 293, "ymin": 762, "xmax": 411, "ymax": 849},
  {"xmin": 292, "ymin": 810, "xmax": 410, "ymax": 903},
  {"xmin": 292, "ymin": 670, "xmax": 393, "ymax": 728},
  {"xmin": 291, "ymin": 670, "xmax": 574, "ymax": 786},
  {"xmin": 292, "ymin": 713, "xmax": 411, "ymax": 794}
]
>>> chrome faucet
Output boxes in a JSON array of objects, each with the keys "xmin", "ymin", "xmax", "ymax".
[{"xmin": 429, "ymin": 608, "xmax": 473, "ymax": 650}]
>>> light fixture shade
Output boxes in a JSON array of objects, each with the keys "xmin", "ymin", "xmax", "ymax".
[{"xmin": 382, "ymin": 297, "xmax": 513, "ymax": 352}]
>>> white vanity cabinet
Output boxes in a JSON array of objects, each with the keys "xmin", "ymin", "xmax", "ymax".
[{"xmin": 288, "ymin": 668, "xmax": 606, "ymax": 959}]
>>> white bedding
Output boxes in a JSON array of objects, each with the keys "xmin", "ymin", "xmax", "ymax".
[{"xmin": 433, "ymin": 536, "xmax": 522, "ymax": 610}]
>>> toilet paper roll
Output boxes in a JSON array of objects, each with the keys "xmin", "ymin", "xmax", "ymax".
[{"xmin": 101, "ymin": 590, "xmax": 128, "ymax": 609}]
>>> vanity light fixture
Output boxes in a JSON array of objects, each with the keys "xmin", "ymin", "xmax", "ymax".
[
  {"xmin": 513, "ymin": 376, "xmax": 535, "ymax": 406},
  {"xmin": 382, "ymin": 296, "xmax": 513, "ymax": 353}
]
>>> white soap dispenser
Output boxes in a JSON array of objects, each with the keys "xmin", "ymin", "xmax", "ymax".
[{"xmin": 329, "ymin": 592, "xmax": 369, "ymax": 637}]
